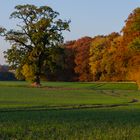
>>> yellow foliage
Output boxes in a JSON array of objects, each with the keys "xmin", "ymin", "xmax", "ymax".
[
  {"xmin": 21, "ymin": 64, "xmax": 35, "ymax": 82},
  {"xmin": 128, "ymin": 68, "xmax": 140, "ymax": 82},
  {"xmin": 128, "ymin": 67, "xmax": 140, "ymax": 89}
]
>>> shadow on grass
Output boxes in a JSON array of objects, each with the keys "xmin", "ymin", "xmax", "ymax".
[{"xmin": 0, "ymin": 105, "xmax": 140, "ymax": 126}]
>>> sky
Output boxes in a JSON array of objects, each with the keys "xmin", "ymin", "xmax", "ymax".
[{"xmin": 0, "ymin": 0, "xmax": 140, "ymax": 64}]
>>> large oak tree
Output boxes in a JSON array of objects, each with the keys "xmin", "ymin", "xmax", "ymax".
[{"xmin": 0, "ymin": 4, "xmax": 70, "ymax": 86}]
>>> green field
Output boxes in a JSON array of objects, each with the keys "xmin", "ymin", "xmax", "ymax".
[{"xmin": 0, "ymin": 81, "xmax": 140, "ymax": 139}]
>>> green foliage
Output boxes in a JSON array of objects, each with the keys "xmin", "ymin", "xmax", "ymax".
[
  {"xmin": 44, "ymin": 46, "xmax": 66, "ymax": 81},
  {"xmin": 131, "ymin": 8, "xmax": 140, "ymax": 31},
  {"xmin": 0, "ymin": 4, "xmax": 70, "ymax": 85},
  {"xmin": 128, "ymin": 37, "xmax": 140, "ymax": 51}
]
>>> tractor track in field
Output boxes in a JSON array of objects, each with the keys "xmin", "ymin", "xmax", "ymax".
[{"xmin": 0, "ymin": 99, "xmax": 138, "ymax": 113}]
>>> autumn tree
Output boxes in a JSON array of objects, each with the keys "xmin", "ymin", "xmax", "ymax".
[
  {"xmin": 122, "ymin": 7, "xmax": 140, "ymax": 87},
  {"xmin": 89, "ymin": 33, "xmax": 121, "ymax": 81},
  {"xmin": 89, "ymin": 35, "xmax": 109, "ymax": 81},
  {"xmin": 74, "ymin": 37, "xmax": 92, "ymax": 81},
  {"xmin": 0, "ymin": 4, "xmax": 70, "ymax": 86},
  {"xmin": 122, "ymin": 8, "xmax": 140, "ymax": 47},
  {"xmin": 127, "ymin": 38, "xmax": 140, "ymax": 88},
  {"xmin": 99, "ymin": 33, "xmax": 125, "ymax": 81}
]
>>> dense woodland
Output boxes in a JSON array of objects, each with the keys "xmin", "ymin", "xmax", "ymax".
[
  {"xmin": 1, "ymin": 7, "xmax": 140, "ymax": 86},
  {"xmin": 45, "ymin": 8, "xmax": 140, "ymax": 85}
]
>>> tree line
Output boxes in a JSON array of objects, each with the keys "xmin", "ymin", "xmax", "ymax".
[
  {"xmin": 0, "ymin": 65, "xmax": 16, "ymax": 80},
  {"xmin": 46, "ymin": 7, "xmax": 140, "ymax": 86},
  {"xmin": 0, "ymin": 5, "xmax": 140, "ymax": 87}
]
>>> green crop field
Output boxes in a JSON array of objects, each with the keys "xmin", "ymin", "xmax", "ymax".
[{"xmin": 0, "ymin": 81, "xmax": 140, "ymax": 139}]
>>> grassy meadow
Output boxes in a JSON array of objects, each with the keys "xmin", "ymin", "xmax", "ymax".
[{"xmin": 0, "ymin": 81, "xmax": 140, "ymax": 139}]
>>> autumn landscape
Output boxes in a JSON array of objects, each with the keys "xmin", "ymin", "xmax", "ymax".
[{"xmin": 0, "ymin": 1, "xmax": 140, "ymax": 140}]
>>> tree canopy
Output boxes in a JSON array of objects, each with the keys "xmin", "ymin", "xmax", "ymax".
[{"xmin": 0, "ymin": 4, "xmax": 70, "ymax": 86}]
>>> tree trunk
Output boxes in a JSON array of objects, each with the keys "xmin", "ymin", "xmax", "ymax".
[
  {"xmin": 31, "ymin": 55, "xmax": 42, "ymax": 87},
  {"xmin": 31, "ymin": 74, "xmax": 41, "ymax": 87}
]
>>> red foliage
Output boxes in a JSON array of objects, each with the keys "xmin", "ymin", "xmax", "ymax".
[{"xmin": 74, "ymin": 37, "xmax": 92, "ymax": 81}]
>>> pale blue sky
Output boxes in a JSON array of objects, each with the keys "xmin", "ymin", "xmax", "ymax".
[{"xmin": 0, "ymin": 0, "xmax": 140, "ymax": 64}]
